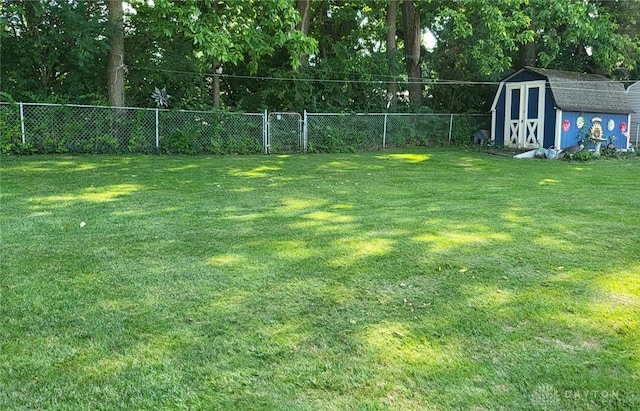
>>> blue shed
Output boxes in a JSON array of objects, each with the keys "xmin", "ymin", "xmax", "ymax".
[{"xmin": 491, "ymin": 67, "xmax": 633, "ymax": 151}]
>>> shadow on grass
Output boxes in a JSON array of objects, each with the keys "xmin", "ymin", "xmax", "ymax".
[{"xmin": 1, "ymin": 150, "xmax": 638, "ymax": 409}]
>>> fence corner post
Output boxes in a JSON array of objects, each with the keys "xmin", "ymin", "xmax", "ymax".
[
  {"xmin": 19, "ymin": 102, "xmax": 26, "ymax": 145},
  {"xmin": 448, "ymin": 114, "xmax": 454, "ymax": 145}
]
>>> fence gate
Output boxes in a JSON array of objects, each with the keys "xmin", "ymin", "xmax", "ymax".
[{"xmin": 267, "ymin": 112, "xmax": 302, "ymax": 153}]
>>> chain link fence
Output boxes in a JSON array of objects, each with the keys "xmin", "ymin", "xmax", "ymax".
[
  {"xmin": 304, "ymin": 112, "xmax": 489, "ymax": 152},
  {"xmin": 0, "ymin": 103, "xmax": 22, "ymax": 152},
  {"xmin": 268, "ymin": 112, "xmax": 302, "ymax": 153},
  {"xmin": 631, "ymin": 121, "xmax": 640, "ymax": 147},
  {"xmin": 0, "ymin": 103, "xmax": 267, "ymax": 155},
  {"xmin": 159, "ymin": 110, "xmax": 265, "ymax": 154},
  {"xmin": 0, "ymin": 102, "xmax": 490, "ymax": 155}
]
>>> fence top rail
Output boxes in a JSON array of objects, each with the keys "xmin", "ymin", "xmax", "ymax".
[
  {"xmin": 305, "ymin": 111, "xmax": 489, "ymax": 117},
  {"xmin": 0, "ymin": 101, "xmax": 489, "ymax": 118},
  {"xmin": 0, "ymin": 101, "xmax": 264, "ymax": 116}
]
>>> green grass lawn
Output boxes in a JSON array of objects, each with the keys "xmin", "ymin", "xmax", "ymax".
[{"xmin": 1, "ymin": 148, "xmax": 639, "ymax": 410}]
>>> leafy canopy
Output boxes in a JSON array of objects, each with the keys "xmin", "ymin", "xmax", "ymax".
[{"xmin": 151, "ymin": 0, "xmax": 317, "ymax": 72}]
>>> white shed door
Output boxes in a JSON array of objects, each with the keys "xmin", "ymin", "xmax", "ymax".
[{"xmin": 504, "ymin": 81, "xmax": 546, "ymax": 148}]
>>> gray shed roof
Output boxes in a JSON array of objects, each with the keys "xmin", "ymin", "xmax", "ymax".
[{"xmin": 523, "ymin": 67, "xmax": 631, "ymax": 114}]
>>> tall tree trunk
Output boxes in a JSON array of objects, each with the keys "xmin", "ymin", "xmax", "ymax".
[
  {"xmin": 386, "ymin": 0, "xmax": 399, "ymax": 108},
  {"xmin": 402, "ymin": 0, "xmax": 422, "ymax": 107},
  {"xmin": 318, "ymin": 1, "xmax": 330, "ymax": 59},
  {"xmin": 107, "ymin": 0, "xmax": 125, "ymax": 107},
  {"xmin": 296, "ymin": 0, "xmax": 311, "ymax": 66},
  {"xmin": 296, "ymin": 0, "xmax": 311, "ymax": 34},
  {"xmin": 518, "ymin": 19, "xmax": 537, "ymax": 68},
  {"xmin": 212, "ymin": 61, "xmax": 221, "ymax": 109},
  {"xmin": 519, "ymin": 41, "xmax": 537, "ymax": 67}
]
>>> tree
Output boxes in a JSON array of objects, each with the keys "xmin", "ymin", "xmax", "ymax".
[
  {"xmin": 598, "ymin": 0, "xmax": 640, "ymax": 79},
  {"xmin": 434, "ymin": 0, "xmax": 533, "ymax": 77},
  {"xmin": 402, "ymin": 0, "xmax": 422, "ymax": 107},
  {"xmin": 296, "ymin": 0, "xmax": 312, "ymax": 66},
  {"xmin": 152, "ymin": 0, "xmax": 317, "ymax": 108},
  {"xmin": 386, "ymin": 0, "xmax": 399, "ymax": 107},
  {"xmin": 107, "ymin": 0, "xmax": 125, "ymax": 107},
  {"xmin": 514, "ymin": 0, "xmax": 639, "ymax": 76},
  {"xmin": 1, "ymin": 0, "xmax": 109, "ymax": 103},
  {"xmin": 421, "ymin": 0, "xmax": 533, "ymax": 112},
  {"xmin": 124, "ymin": 1, "xmax": 210, "ymax": 109},
  {"xmin": 222, "ymin": 0, "xmax": 391, "ymax": 112},
  {"xmin": 4, "ymin": 0, "xmax": 633, "ymax": 113}
]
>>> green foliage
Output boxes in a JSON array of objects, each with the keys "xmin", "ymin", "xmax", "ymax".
[
  {"xmin": 567, "ymin": 149, "xmax": 597, "ymax": 162},
  {"xmin": 388, "ymin": 121, "xmax": 418, "ymax": 148},
  {"xmin": 2, "ymin": 0, "xmax": 637, "ymax": 114},
  {"xmin": 451, "ymin": 115, "xmax": 492, "ymax": 146},
  {"xmin": 161, "ymin": 128, "xmax": 197, "ymax": 155},
  {"xmin": 570, "ymin": 146, "xmax": 639, "ymax": 162},
  {"xmin": 309, "ymin": 125, "xmax": 360, "ymax": 153},
  {"xmin": 120, "ymin": 110, "xmax": 156, "ymax": 153},
  {"xmin": 308, "ymin": 115, "xmax": 382, "ymax": 153},
  {"xmin": 436, "ymin": 0, "xmax": 534, "ymax": 76},
  {"xmin": 152, "ymin": 0, "xmax": 316, "ymax": 71},
  {"xmin": 0, "ymin": 104, "xmax": 22, "ymax": 154},
  {"xmin": 1, "ymin": 0, "xmax": 109, "ymax": 103},
  {"xmin": 2, "ymin": 105, "xmax": 151, "ymax": 154},
  {"xmin": 124, "ymin": 2, "xmax": 213, "ymax": 109},
  {"xmin": 159, "ymin": 110, "xmax": 263, "ymax": 155},
  {"xmin": 0, "ymin": 92, "xmax": 17, "ymax": 104},
  {"xmin": 600, "ymin": 146, "xmax": 619, "ymax": 159},
  {"xmin": 523, "ymin": 0, "xmax": 639, "ymax": 75}
]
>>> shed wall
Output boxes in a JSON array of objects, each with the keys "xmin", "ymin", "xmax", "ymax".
[{"xmin": 560, "ymin": 112, "xmax": 630, "ymax": 150}]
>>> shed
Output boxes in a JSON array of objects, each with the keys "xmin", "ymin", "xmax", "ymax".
[
  {"xmin": 627, "ymin": 81, "xmax": 640, "ymax": 146},
  {"xmin": 491, "ymin": 67, "xmax": 633, "ymax": 151}
]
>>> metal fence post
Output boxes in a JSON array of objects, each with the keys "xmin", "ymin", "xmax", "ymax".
[
  {"xmin": 303, "ymin": 110, "xmax": 308, "ymax": 153},
  {"xmin": 263, "ymin": 109, "xmax": 268, "ymax": 154},
  {"xmin": 448, "ymin": 114, "xmax": 454, "ymax": 145},
  {"xmin": 383, "ymin": 112, "xmax": 388, "ymax": 148},
  {"xmin": 19, "ymin": 102, "xmax": 26, "ymax": 145},
  {"xmin": 155, "ymin": 108, "xmax": 159, "ymax": 150}
]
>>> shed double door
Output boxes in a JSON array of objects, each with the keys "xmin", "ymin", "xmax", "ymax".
[{"xmin": 505, "ymin": 81, "xmax": 545, "ymax": 148}]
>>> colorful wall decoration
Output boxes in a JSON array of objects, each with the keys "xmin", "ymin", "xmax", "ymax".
[{"xmin": 560, "ymin": 112, "xmax": 630, "ymax": 150}]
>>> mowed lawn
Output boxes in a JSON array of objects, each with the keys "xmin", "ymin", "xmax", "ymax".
[{"xmin": 1, "ymin": 148, "xmax": 639, "ymax": 410}]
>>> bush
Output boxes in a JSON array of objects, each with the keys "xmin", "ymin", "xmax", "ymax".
[
  {"xmin": 565, "ymin": 150, "xmax": 595, "ymax": 161},
  {"xmin": 161, "ymin": 128, "xmax": 197, "ymax": 154},
  {"xmin": 0, "ymin": 104, "xmax": 23, "ymax": 154}
]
